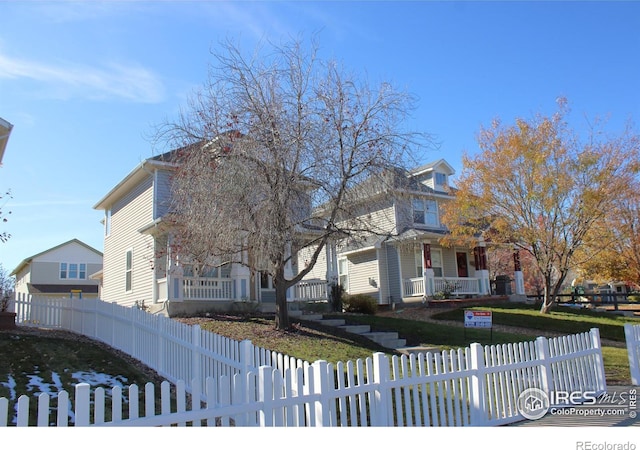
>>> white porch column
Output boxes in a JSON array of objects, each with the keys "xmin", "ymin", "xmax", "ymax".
[
  {"xmin": 325, "ymin": 241, "xmax": 339, "ymax": 286},
  {"xmin": 474, "ymin": 244, "xmax": 491, "ymax": 295},
  {"xmin": 422, "ymin": 243, "xmax": 435, "ymax": 297},
  {"xmin": 513, "ymin": 249, "xmax": 526, "ymax": 295},
  {"xmin": 167, "ymin": 235, "xmax": 184, "ymax": 302}
]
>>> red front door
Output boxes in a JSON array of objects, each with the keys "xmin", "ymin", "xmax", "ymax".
[{"xmin": 456, "ymin": 252, "xmax": 468, "ymax": 277}]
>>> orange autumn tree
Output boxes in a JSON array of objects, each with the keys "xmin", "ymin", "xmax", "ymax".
[
  {"xmin": 576, "ymin": 190, "xmax": 640, "ymax": 288},
  {"xmin": 441, "ymin": 99, "xmax": 640, "ymax": 313}
]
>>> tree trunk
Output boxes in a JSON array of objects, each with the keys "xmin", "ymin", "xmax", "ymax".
[
  {"xmin": 273, "ymin": 271, "xmax": 290, "ymax": 331},
  {"xmin": 539, "ymin": 280, "xmax": 555, "ymax": 314},
  {"xmin": 539, "ymin": 296, "xmax": 554, "ymax": 314}
]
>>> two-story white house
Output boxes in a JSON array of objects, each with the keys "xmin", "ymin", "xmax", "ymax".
[
  {"xmin": 11, "ymin": 239, "xmax": 103, "ymax": 300},
  {"xmin": 298, "ymin": 159, "xmax": 491, "ymax": 307},
  {"xmin": 93, "ymin": 149, "xmax": 327, "ymax": 316}
]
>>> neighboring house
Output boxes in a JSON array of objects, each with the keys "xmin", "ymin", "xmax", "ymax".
[
  {"xmin": 11, "ymin": 239, "xmax": 103, "ymax": 300},
  {"xmin": 298, "ymin": 159, "xmax": 491, "ymax": 307}
]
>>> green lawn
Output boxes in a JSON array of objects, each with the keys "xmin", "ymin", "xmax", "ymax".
[{"xmin": 322, "ymin": 302, "xmax": 640, "ymax": 385}]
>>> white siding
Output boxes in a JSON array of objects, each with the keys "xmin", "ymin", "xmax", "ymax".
[
  {"xmin": 442, "ymin": 247, "xmax": 457, "ymax": 277},
  {"xmin": 102, "ymin": 175, "xmax": 155, "ymax": 307},
  {"xmin": 13, "ymin": 267, "xmax": 31, "ymax": 298},
  {"xmin": 35, "ymin": 241, "xmax": 102, "ymax": 265},
  {"xmin": 345, "ymin": 199, "xmax": 398, "ymax": 237},
  {"xmin": 154, "ymin": 168, "xmax": 173, "ymax": 219},
  {"xmin": 298, "ymin": 244, "xmax": 327, "ymax": 280},
  {"xmin": 344, "ymin": 249, "xmax": 379, "ymax": 302}
]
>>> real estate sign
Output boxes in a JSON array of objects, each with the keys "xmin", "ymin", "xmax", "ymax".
[{"xmin": 464, "ymin": 310, "xmax": 492, "ymax": 328}]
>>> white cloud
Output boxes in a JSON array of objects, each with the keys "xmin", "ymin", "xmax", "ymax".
[{"xmin": 0, "ymin": 51, "xmax": 165, "ymax": 103}]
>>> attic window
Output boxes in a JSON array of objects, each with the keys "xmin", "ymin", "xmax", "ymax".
[{"xmin": 435, "ymin": 172, "xmax": 447, "ymax": 185}]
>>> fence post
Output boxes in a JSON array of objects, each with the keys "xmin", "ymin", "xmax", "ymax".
[
  {"xmin": 371, "ymin": 352, "xmax": 391, "ymax": 426},
  {"xmin": 625, "ymin": 323, "xmax": 640, "ymax": 386},
  {"xmin": 237, "ymin": 340, "xmax": 254, "ymax": 406},
  {"xmin": 311, "ymin": 360, "xmax": 330, "ymax": 426},
  {"xmin": 536, "ymin": 336, "xmax": 554, "ymax": 396},
  {"xmin": 74, "ymin": 383, "xmax": 91, "ymax": 426},
  {"xmin": 468, "ymin": 342, "xmax": 487, "ymax": 426},
  {"xmin": 589, "ymin": 327, "xmax": 607, "ymax": 392},
  {"xmin": 191, "ymin": 325, "xmax": 202, "ymax": 393}
]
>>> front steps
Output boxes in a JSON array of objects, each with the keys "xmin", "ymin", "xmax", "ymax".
[{"xmin": 292, "ymin": 311, "xmax": 407, "ymax": 350}]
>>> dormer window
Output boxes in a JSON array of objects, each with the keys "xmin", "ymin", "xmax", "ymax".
[
  {"xmin": 413, "ymin": 198, "xmax": 439, "ymax": 226},
  {"xmin": 435, "ymin": 172, "xmax": 447, "ymax": 186}
]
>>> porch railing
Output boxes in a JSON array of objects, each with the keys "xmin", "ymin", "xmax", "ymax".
[
  {"xmin": 434, "ymin": 277, "xmax": 479, "ymax": 296},
  {"xmin": 182, "ymin": 277, "xmax": 234, "ymax": 301},
  {"xmin": 403, "ymin": 277, "xmax": 425, "ymax": 297},
  {"xmin": 154, "ymin": 276, "xmax": 329, "ymax": 302},
  {"xmin": 290, "ymin": 279, "xmax": 327, "ymax": 302},
  {"xmin": 403, "ymin": 276, "xmax": 481, "ymax": 297}
]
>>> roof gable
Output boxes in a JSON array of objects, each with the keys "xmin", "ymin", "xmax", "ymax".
[
  {"xmin": 410, "ymin": 158, "xmax": 455, "ymax": 177},
  {"xmin": 10, "ymin": 239, "xmax": 103, "ymax": 276}
]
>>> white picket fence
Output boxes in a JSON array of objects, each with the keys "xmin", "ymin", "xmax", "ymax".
[
  {"xmin": 10, "ymin": 293, "xmax": 307, "ymax": 397},
  {"xmin": 2, "ymin": 294, "xmax": 609, "ymax": 427},
  {"xmin": 625, "ymin": 323, "xmax": 640, "ymax": 385}
]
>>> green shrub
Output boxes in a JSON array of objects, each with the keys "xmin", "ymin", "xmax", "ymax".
[
  {"xmin": 343, "ymin": 294, "xmax": 378, "ymax": 315},
  {"xmin": 628, "ymin": 294, "xmax": 640, "ymax": 303}
]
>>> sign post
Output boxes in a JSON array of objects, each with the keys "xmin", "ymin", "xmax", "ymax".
[{"xmin": 464, "ymin": 309, "xmax": 493, "ymax": 342}]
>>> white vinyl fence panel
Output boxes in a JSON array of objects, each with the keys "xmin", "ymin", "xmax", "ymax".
[
  {"xmin": 2, "ymin": 294, "xmax": 609, "ymax": 427},
  {"xmin": 625, "ymin": 323, "xmax": 640, "ymax": 385}
]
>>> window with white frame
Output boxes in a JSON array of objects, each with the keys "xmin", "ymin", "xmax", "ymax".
[
  {"xmin": 60, "ymin": 263, "xmax": 87, "ymax": 280},
  {"xmin": 412, "ymin": 198, "xmax": 439, "ymax": 226},
  {"xmin": 125, "ymin": 249, "xmax": 133, "ymax": 292},
  {"xmin": 338, "ymin": 257, "xmax": 349, "ymax": 291},
  {"xmin": 414, "ymin": 248, "xmax": 443, "ymax": 277},
  {"xmin": 435, "ymin": 172, "xmax": 447, "ymax": 186},
  {"xmin": 431, "ymin": 249, "xmax": 443, "ymax": 277}
]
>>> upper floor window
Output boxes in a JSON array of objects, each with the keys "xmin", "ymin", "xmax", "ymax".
[
  {"xmin": 338, "ymin": 257, "xmax": 349, "ymax": 291},
  {"xmin": 60, "ymin": 263, "xmax": 87, "ymax": 280},
  {"xmin": 412, "ymin": 198, "xmax": 439, "ymax": 226}
]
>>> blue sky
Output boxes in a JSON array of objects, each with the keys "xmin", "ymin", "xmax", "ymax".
[{"xmin": 1, "ymin": 0, "xmax": 639, "ymax": 276}]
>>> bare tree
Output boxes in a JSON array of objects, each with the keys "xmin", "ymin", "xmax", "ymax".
[
  {"xmin": 0, "ymin": 263, "xmax": 14, "ymax": 300},
  {"xmin": 154, "ymin": 37, "xmax": 430, "ymax": 329},
  {"xmin": 0, "ymin": 189, "xmax": 11, "ymax": 243}
]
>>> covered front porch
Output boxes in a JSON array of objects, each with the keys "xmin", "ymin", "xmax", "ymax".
[
  {"xmin": 392, "ymin": 230, "xmax": 492, "ymax": 301},
  {"xmin": 142, "ymin": 224, "xmax": 330, "ymax": 315}
]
